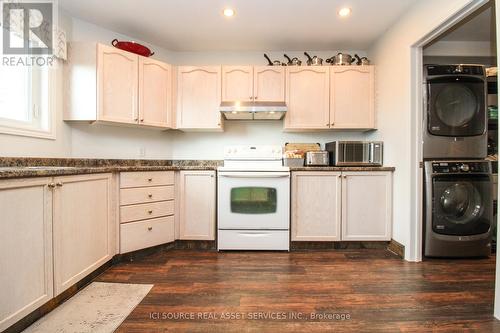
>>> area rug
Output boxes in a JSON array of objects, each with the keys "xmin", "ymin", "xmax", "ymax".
[{"xmin": 23, "ymin": 282, "xmax": 153, "ymax": 333}]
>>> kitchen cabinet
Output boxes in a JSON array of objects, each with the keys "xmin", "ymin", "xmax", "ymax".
[
  {"xmin": 221, "ymin": 66, "xmax": 285, "ymax": 102},
  {"xmin": 0, "ymin": 178, "xmax": 53, "ymax": 332},
  {"xmin": 119, "ymin": 171, "xmax": 175, "ymax": 254},
  {"xmin": 177, "ymin": 66, "xmax": 223, "ymax": 130},
  {"xmin": 53, "ymin": 173, "xmax": 114, "ymax": 296},
  {"xmin": 64, "ymin": 42, "xmax": 174, "ymax": 129},
  {"xmin": 330, "ymin": 66, "xmax": 375, "ymax": 129},
  {"xmin": 341, "ymin": 171, "xmax": 392, "ymax": 241},
  {"xmin": 291, "ymin": 172, "xmax": 342, "ymax": 241},
  {"xmin": 254, "ymin": 66, "xmax": 285, "ymax": 102},
  {"xmin": 222, "ymin": 66, "xmax": 253, "ymax": 102},
  {"xmin": 179, "ymin": 171, "xmax": 216, "ymax": 240},
  {"xmin": 285, "ymin": 67, "xmax": 330, "ymax": 130},
  {"xmin": 139, "ymin": 57, "xmax": 173, "ymax": 128}
]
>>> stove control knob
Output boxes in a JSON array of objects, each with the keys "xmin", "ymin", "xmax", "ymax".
[{"xmin": 460, "ymin": 164, "xmax": 470, "ymax": 172}]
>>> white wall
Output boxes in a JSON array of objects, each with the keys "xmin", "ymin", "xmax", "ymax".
[
  {"xmin": 368, "ymin": 0, "xmax": 480, "ymax": 260},
  {"xmin": 424, "ymin": 40, "xmax": 495, "ymax": 56}
]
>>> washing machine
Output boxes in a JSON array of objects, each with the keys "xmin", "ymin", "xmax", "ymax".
[
  {"xmin": 424, "ymin": 160, "xmax": 493, "ymax": 257},
  {"xmin": 423, "ymin": 64, "xmax": 487, "ymax": 159}
]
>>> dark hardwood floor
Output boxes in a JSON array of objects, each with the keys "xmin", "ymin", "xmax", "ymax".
[{"xmin": 95, "ymin": 249, "xmax": 500, "ymax": 332}]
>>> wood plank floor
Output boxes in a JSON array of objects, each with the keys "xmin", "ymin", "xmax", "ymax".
[{"xmin": 95, "ymin": 249, "xmax": 500, "ymax": 332}]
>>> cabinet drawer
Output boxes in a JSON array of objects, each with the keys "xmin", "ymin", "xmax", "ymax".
[
  {"xmin": 120, "ymin": 171, "xmax": 174, "ymax": 188},
  {"xmin": 120, "ymin": 186, "xmax": 174, "ymax": 206},
  {"xmin": 218, "ymin": 230, "xmax": 289, "ymax": 250},
  {"xmin": 120, "ymin": 216, "xmax": 174, "ymax": 253},
  {"xmin": 120, "ymin": 201, "xmax": 174, "ymax": 223}
]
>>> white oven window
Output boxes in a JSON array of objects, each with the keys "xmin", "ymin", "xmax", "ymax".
[{"xmin": 230, "ymin": 187, "xmax": 277, "ymax": 214}]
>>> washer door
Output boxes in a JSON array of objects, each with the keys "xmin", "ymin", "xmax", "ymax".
[
  {"xmin": 427, "ymin": 76, "xmax": 486, "ymax": 137},
  {"xmin": 432, "ymin": 174, "xmax": 492, "ymax": 236}
]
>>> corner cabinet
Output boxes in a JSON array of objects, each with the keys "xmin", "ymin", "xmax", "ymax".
[
  {"xmin": 0, "ymin": 178, "xmax": 53, "ymax": 332},
  {"xmin": 330, "ymin": 66, "xmax": 375, "ymax": 129},
  {"xmin": 65, "ymin": 42, "xmax": 174, "ymax": 129},
  {"xmin": 177, "ymin": 66, "xmax": 223, "ymax": 131},
  {"xmin": 53, "ymin": 173, "xmax": 114, "ymax": 296},
  {"xmin": 179, "ymin": 171, "xmax": 216, "ymax": 240},
  {"xmin": 291, "ymin": 172, "xmax": 342, "ymax": 241},
  {"xmin": 341, "ymin": 172, "xmax": 392, "ymax": 241},
  {"xmin": 285, "ymin": 67, "xmax": 330, "ymax": 130}
]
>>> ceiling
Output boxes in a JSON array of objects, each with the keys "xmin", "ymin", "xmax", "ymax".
[
  {"xmin": 440, "ymin": 4, "xmax": 496, "ymax": 42},
  {"xmin": 59, "ymin": 0, "xmax": 418, "ymax": 52}
]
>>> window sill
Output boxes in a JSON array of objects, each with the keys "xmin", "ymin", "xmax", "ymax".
[{"xmin": 0, "ymin": 125, "xmax": 56, "ymax": 140}]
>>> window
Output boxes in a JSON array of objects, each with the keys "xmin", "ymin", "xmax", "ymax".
[{"xmin": 0, "ymin": 31, "xmax": 54, "ymax": 139}]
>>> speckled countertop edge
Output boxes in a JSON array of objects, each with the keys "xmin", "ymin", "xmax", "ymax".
[{"xmin": 0, "ymin": 157, "xmax": 394, "ymax": 179}]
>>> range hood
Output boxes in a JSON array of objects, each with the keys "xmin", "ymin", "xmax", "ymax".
[{"xmin": 220, "ymin": 101, "xmax": 287, "ymax": 120}]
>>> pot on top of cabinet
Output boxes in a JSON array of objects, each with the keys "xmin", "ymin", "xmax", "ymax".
[
  {"xmin": 284, "ymin": 54, "xmax": 302, "ymax": 66},
  {"xmin": 264, "ymin": 54, "xmax": 285, "ymax": 66},
  {"xmin": 326, "ymin": 53, "xmax": 356, "ymax": 66},
  {"xmin": 354, "ymin": 54, "xmax": 370, "ymax": 66},
  {"xmin": 304, "ymin": 52, "xmax": 323, "ymax": 66}
]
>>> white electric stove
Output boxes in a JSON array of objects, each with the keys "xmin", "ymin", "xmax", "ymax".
[{"xmin": 217, "ymin": 146, "xmax": 290, "ymax": 251}]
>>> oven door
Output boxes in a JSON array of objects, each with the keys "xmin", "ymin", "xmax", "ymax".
[{"xmin": 218, "ymin": 171, "xmax": 290, "ymax": 230}]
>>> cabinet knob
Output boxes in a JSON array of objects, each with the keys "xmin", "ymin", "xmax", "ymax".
[
  {"xmin": 254, "ymin": 96, "xmax": 258, "ymax": 100},
  {"xmin": 48, "ymin": 183, "xmax": 56, "ymax": 189},
  {"xmin": 331, "ymin": 123, "xmax": 335, "ymax": 126},
  {"xmin": 134, "ymin": 118, "xmax": 139, "ymax": 122},
  {"xmin": 249, "ymin": 96, "xmax": 253, "ymax": 100},
  {"xmin": 217, "ymin": 123, "xmax": 221, "ymax": 127},
  {"xmin": 148, "ymin": 178, "xmax": 153, "ymax": 182},
  {"xmin": 56, "ymin": 182, "xmax": 63, "ymax": 187},
  {"xmin": 343, "ymin": 175, "xmax": 347, "ymax": 179},
  {"xmin": 326, "ymin": 124, "xmax": 330, "ymax": 127},
  {"xmin": 148, "ymin": 193, "xmax": 153, "ymax": 198},
  {"xmin": 148, "ymin": 227, "xmax": 153, "ymax": 231},
  {"xmin": 148, "ymin": 210, "xmax": 153, "ymax": 214},
  {"xmin": 140, "ymin": 119, "xmax": 144, "ymax": 122}
]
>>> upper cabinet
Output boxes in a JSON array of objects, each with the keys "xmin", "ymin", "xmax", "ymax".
[
  {"xmin": 177, "ymin": 66, "xmax": 223, "ymax": 131},
  {"xmin": 285, "ymin": 67, "xmax": 330, "ymax": 130},
  {"xmin": 253, "ymin": 66, "xmax": 285, "ymax": 102},
  {"xmin": 139, "ymin": 57, "xmax": 173, "ymax": 128},
  {"xmin": 221, "ymin": 66, "xmax": 285, "ymax": 103},
  {"xmin": 65, "ymin": 42, "xmax": 174, "ymax": 129},
  {"xmin": 222, "ymin": 66, "xmax": 253, "ymax": 102},
  {"xmin": 97, "ymin": 44, "xmax": 138, "ymax": 124},
  {"xmin": 330, "ymin": 66, "xmax": 375, "ymax": 129}
]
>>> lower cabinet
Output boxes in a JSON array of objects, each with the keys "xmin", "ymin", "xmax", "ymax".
[
  {"xmin": 179, "ymin": 171, "xmax": 216, "ymax": 240},
  {"xmin": 291, "ymin": 171, "xmax": 393, "ymax": 241},
  {"xmin": 0, "ymin": 178, "xmax": 53, "ymax": 332},
  {"xmin": 341, "ymin": 172, "xmax": 393, "ymax": 241},
  {"xmin": 53, "ymin": 173, "xmax": 114, "ymax": 296},
  {"xmin": 291, "ymin": 172, "xmax": 342, "ymax": 241}
]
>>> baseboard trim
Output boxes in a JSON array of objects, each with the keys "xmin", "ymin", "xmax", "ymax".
[{"xmin": 387, "ymin": 239, "xmax": 405, "ymax": 259}]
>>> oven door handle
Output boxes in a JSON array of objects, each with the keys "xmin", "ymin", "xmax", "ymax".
[{"xmin": 218, "ymin": 172, "xmax": 290, "ymax": 178}]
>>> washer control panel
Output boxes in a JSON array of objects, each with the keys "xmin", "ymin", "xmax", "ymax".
[{"xmin": 431, "ymin": 161, "xmax": 491, "ymax": 174}]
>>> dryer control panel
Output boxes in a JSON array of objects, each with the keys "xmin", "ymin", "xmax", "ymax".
[{"xmin": 431, "ymin": 161, "xmax": 491, "ymax": 174}]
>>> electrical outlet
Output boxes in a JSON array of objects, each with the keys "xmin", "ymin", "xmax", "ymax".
[{"xmin": 139, "ymin": 147, "xmax": 146, "ymax": 158}]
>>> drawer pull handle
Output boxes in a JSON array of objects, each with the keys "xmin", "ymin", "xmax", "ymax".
[
  {"xmin": 148, "ymin": 210, "xmax": 153, "ymax": 214},
  {"xmin": 148, "ymin": 227, "xmax": 153, "ymax": 231},
  {"xmin": 148, "ymin": 194, "xmax": 153, "ymax": 198},
  {"xmin": 148, "ymin": 178, "xmax": 153, "ymax": 182}
]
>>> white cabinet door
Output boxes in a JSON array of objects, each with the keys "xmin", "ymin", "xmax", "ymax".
[
  {"xmin": 291, "ymin": 172, "xmax": 342, "ymax": 241},
  {"xmin": 254, "ymin": 66, "xmax": 285, "ymax": 102},
  {"xmin": 285, "ymin": 67, "xmax": 330, "ymax": 130},
  {"xmin": 341, "ymin": 172, "xmax": 392, "ymax": 241},
  {"xmin": 177, "ymin": 66, "xmax": 222, "ymax": 130},
  {"xmin": 179, "ymin": 171, "xmax": 216, "ymax": 240},
  {"xmin": 222, "ymin": 66, "xmax": 253, "ymax": 102},
  {"xmin": 53, "ymin": 173, "xmax": 114, "ymax": 296},
  {"xmin": 97, "ymin": 44, "xmax": 139, "ymax": 124},
  {"xmin": 330, "ymin": 66, "xmax": 375, "ymax": 129},
  {"xmin": 139, "ymin": 57, "xmax": 172, "ymax": 128},
  {"xmin": 0, "ymin": 178, "xmax": 53, "ymax": 332}
]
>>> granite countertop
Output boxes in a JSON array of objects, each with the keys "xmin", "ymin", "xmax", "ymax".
[
  {"xmin": 0, "ymin": 158, "xmax": 221, "ymax": 179},
  {"xmin": 290, "ymin": 166, "xmax": 396, "ymax": 172},
  {"xmin": 0, "ymin": 157, "xmax": 395, "ymax": 179}
]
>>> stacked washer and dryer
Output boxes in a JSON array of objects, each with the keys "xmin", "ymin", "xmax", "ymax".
[{"xmin": 423, "ymin": 64, "xmax": 494, "ymax": 258}]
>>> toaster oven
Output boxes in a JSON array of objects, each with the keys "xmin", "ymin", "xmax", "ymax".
[{"xmin": 325, "ymin": 141, "xmax": 383, "ymax": 166}]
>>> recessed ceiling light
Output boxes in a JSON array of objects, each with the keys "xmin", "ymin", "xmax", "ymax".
[
  {"xmin": 223, "ymin": 8, "xmax": 235, "ymax": 17},
  {"xmin": 338, "ymin": 7, "xmax": 351, "ymax": 17}
]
